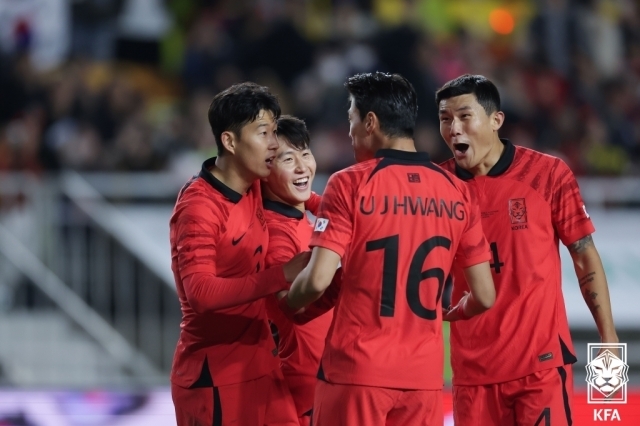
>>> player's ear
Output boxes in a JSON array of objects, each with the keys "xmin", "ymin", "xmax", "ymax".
[
  {"xmin": 220, "ymin": 131, "xmax": 236, "ymax": 155},
  {"xmin": 491, "ymin": 111, "xmax": 505, "ymax": 132},
  {"xmin": 365, "ymin": 111, "xmax": 377, "ymax": 135}
]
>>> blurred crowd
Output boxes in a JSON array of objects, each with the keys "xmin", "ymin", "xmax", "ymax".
[{"xmin": 1, "ymin": 0, "xmax": 639, "ymax": 175}]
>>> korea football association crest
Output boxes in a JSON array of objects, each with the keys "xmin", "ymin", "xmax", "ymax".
[{"xmin": 586, "ymin": 343, "xmax": 629, "ymax": 404}]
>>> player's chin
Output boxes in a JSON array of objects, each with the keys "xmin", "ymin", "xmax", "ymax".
[{"xmin": 287, "ymin": 187, "xmax": 311, "ymax": 204}]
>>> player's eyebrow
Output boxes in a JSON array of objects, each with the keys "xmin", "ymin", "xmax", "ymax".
[
  {"xmin": 277, "ymin": 149, "xmax": 296, "ymax": 158},
  {"xmin": 439, "ymin": 105, "xmax": 472, "ymax": 115}
]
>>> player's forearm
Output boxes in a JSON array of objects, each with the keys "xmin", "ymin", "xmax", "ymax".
[
  {"xmin": 287, "ymin": 268, "xmax": 328, "ymax": 310},
  {"xmin": 287, "ymin": 268, "xmax": 342, "ymax": 324},
  {"xmin": 183, "ymin": 267, "xmax": 288, "ymax": 313},
  {"xmin": 569, "ymin": 237, "xmax": 618, "ymax": 342}
]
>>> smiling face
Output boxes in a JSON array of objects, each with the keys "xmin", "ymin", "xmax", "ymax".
[
  {"xmin": 226, "ymin": 109, "xmax": 279, "ymax": 179},
  {"xmin": 438, "ymin": 93, "xmax": 504, "ymax": 174},
  {"xmin": 263, "ymin": 137, "xmax": 317, "ymax": 209}
]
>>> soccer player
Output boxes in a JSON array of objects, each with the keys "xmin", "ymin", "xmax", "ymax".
[
  {"xmin": 436, "ymin": 74, "xmax": 619, "ymax": 426},
  {"xmin": 169, "ymin": 82, "xmax": 307, "ymax": 426},
  {"xmin": 284, "ymin": 72, "xmax": 496, "ymax": 426},
  {"xmin": 261, "ymin": 115, "xmax": 334, "ymax": 426}
]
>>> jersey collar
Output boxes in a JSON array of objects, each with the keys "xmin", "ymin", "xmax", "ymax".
[
  {"xmin": 263, "ymin": 199, "xmax": 304, "ymax": 219},
  {"xmin": 375, "ymin": 149, "xmax": 431, "ymax": 162},
  {"xmin": 454, "ymin": 138, "xmax": 515, "ymax": 181},
  {"xmin": 199, "ymin": 157, "xmax": 243, "ymax": 203}
]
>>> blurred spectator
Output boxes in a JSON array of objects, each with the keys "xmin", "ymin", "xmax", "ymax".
[{"xmin": 0, "ymin": 0, "xmax": 639, "ymax": 176}]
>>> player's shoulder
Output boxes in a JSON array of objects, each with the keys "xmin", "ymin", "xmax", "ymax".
[
  {"xmin": 325, "ymin": 159, "xmax": 378, "ymax": 190},
  {"xmin": 439, "ymin": 158, "xmax": 456, "ymax": 173},
  {"xmin": 514, "ymin": 146, "xmax": 572, "ymax": 176}
]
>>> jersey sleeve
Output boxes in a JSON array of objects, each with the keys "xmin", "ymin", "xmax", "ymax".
[
  {"xmin": 265, "ymin": 222, "xmax": 300, "ymax": 269},
  {"xmin": 455, "ymin": 185, "xmax": 491, "ymax": 268},
  {"xmin": 551, "ymin": 161, "xmax": 595, "ymax": 246},
  {"xmin": 305, "ymin": 191, "xmax": 322, "ymax": 215},
  {"xmin": 173, "ymin": 196, "xmax": 221, "ymax": 277},
  {"xmin": 309, "ymin": 172, "xmax": 354, "ymax": 257},
  {"xmin": 172, "ymin": 196, "xmax": 288, "ymax": 313}
]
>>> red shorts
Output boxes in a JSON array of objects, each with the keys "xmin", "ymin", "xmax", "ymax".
[
  {"xmin": 312, "ymin": 380, "xmax": 442, "ymax": 426},
  {"xmin": 171, "ymin": 368, "xmax": 298, "ymax": 426},
  {"xmin": 453, "ymin": 365, "xmax": 574, "ymax": 426},
  {"xmin": 283, "ymin": 374, "xmax": 315, "ymax": 424}
]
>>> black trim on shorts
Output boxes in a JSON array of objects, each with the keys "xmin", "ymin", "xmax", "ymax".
[
  {"xmin": 190, "ymin": 357, "xmax": 214, "ymax": 388},
  {"xmin": 317, "ymin": 363, "xmax": 327, "ymax": 382},
  {"xmin": 560, "ymin": 336, "xmax": 578, "ymax": 365},
  {"xmin": 557, "ymin": 366, "xmax": 573, "ymax": 426},
  {"xmin": 212, "ymin": 385, "xmax": 222, "ymax": 426}
]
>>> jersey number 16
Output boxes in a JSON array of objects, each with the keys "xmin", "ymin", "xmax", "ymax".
[{"xmin": 366, "ymin": 235, "xmax": 451, "ymax": 320}]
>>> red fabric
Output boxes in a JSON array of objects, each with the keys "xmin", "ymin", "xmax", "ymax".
[
  {"xmin": 441, "ymin": 147, "xmax": 595, "ymax": 386},
  {"xmin": 313, "ymin": 380, "xmax": 443, "ymax": 426},
  {"xmin": 171, "ymin": 368, "xmax": 298, "ymax": 426},
  {"xmin": 452, "ymin": 365, "xmax": 574, "ymax": 426},
  {"xmin": 309, "ymin": 152, "xmax": 490, "ymax": 390},
  {"xmin": 170, "ymin": 175, "xmax": 284, "ymax": 388},
  {"xmin": 263, "ymin": 206, "xmax": 334, "ymax": 417}
]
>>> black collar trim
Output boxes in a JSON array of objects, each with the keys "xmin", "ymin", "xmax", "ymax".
[
  {"xmin": 263, "ymin": 199, "xmax": 304, "ymax": 219},
  {"xmin": 454, "ymin": 138, "xmax": 515, "ymax": 180},
  {"xmin": 199, "ymin": 157, "xmax": 242, "ymax": 203},
  {"xmin": 375, "ymin": 149, "xmax": 431, "ymax": 162}
]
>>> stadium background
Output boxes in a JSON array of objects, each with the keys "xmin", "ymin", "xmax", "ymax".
[{"xmin": 0, "ymin": 0, "xmax": 639, "ymax": 424}]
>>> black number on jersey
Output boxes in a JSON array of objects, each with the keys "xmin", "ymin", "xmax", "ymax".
[
  {"xmin": 534, "ymin": 407, "xmax": 550, "ymax": 426},
  {"xmin": 366, "ymin": 235, "xmax": 451, "ymax": 319},
  {"xmin": 489, "ymin": 242, "xmax": 504, "ymax": 274}
]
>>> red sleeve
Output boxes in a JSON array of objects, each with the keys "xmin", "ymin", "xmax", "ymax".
[
  {"xmin": 265, "ymin": 222, "xmax": 300, "ymax": 269},
  {"xmin": 455, "ymin": 185, "xmax": 491, "ymax": 268},
  {"xmin": 183, "ymin": 268, "xmax": 288, "ymax": 313},
  {"xmin": 173, "ymin": 197, "xmax": 288, "ymax": 313},
  {"xmin": 305, "ymin": 191, "xmax": 322, "ymax": 215},
  {"xmin": 309, "ymin": 173, "xmax": 354, "ymax": 257},
  {"xmin": 551, "ymin": 161, "xmax": 595, "ymax": 246}
]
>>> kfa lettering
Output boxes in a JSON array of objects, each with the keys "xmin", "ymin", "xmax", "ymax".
[
  {"xmin": 594, "ymin": 409, "xmax": 621, "ymax": 421},
  {"xmin": 359, "ymin": 195, "xmax": 465, "ymax": 220}
]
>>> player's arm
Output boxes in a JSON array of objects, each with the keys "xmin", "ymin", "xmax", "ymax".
[
  {"xmin": 568, "ymin": 234, "xmax": 618, "ymax": 344},
  {"xmin": 286, "ymin": 247, "xmax": 340, "ymax": 310},
  {"xmin": 279, "ymin": 268, "xmax": 342, "ymax": 324},
  {"xmin": 175, "ymin": 202, "xmax": 309, "ymax": 313},
  {"xmin": 444, "ymin": 262, "xmax": 495, "ymax": 321}
]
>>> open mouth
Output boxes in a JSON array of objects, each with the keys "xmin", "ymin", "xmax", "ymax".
[
  {"xmin": 453, "ymin": 143, "xmax": 470, "ymax": 155},
  {"xmin": 265, "ymin": 156, "xmax": 275, "ymax": 166},
  {"xmin": 293, "ymin": 177, "xmax": 309, "ymax": 189}
]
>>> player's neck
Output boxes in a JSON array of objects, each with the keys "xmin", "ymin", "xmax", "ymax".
[
  {"xmin": 262, "ymin": 186, "xmax": 305, "ymax": 213},
  {"xmin": 380, "ymin": 137, "xmax": 417, "ymax": 153},
  {"xmin": 211, "ymin": 156, "xmax": 254, "ymax": 195},
  {"xmin": 469, "ymin": 137, "xmax": 504, "ymax": 177}
]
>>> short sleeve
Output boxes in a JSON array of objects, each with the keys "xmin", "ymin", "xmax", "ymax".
[
  {"xmin": 309, "ymin": 172, "xmax": 354, "ymax": 258},
  {"xmin": 455, "ymin": 185, "xmax": 491, "ymax": 268},
  {"xmin": 172, "ymin": 197, "xmax": 221, "ymax": 278},
  {"xmin": 551, "ymin": 161, "xmax": 595, "ymax": 246}
]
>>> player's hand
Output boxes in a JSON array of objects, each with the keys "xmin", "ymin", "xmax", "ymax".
[
  {"xmin": 443, "ymin": 292, "xmax": 470, "ymax": 322},
  {"xmin": 282, "ymin": 251, "xmax": 312, "ymax": 282},
  {"xmin": 275, "ymin": 290, "xmax": 288, "ymax": 301}
]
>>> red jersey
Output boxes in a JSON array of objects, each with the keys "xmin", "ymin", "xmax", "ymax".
[
  {"xmin": 440, "ymin": 139, "xmax": 595, "ymax": 386},
  {"xmin": 310, "ymin": 149, "xmax": 490, "ymax": 390},
  {"xmin": 170, "ymin": 158, "xmax": 287, "ymax": 388},
  {"xmin": 262, "ymin": 199, "xmax": 333, "ymax": 415}
]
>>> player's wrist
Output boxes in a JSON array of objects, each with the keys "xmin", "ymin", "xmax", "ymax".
[
  {"xmin": 458, "ymin": 296, "xmax": 471, "ymax": 320},
  {"xmin": 277, "ymin": 294, "xmax": 299, "ymax": 319}
]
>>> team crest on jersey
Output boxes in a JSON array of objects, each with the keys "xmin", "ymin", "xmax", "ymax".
[
  {"xmin": 508, "ymin": 198, "xmax": 528, "ymax": 228},
  {"xmin": 314, "ymin": 218, "xmax": 329, "ymax": 232}
]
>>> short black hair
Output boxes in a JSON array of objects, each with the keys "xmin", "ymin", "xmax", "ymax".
[
  {"xmin": 276, "ymin": 115, "xmax": 310, "ymax": 150},
  {"xmin": 435, "ymin": 74, "xmax": 501, "ymax": 116},
  {"xmin": 345, "ymin": 72, "xmax": 418, "ymax": 139},
  {"xmin": 207, "ymin": 82, "xmax": 281, "ymax": 155}
]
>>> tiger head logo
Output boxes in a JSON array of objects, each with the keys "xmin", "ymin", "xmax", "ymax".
[
  {"xmin": 508, "ymin": 198, "xmax": 527, "ymax": 224},
  {"xmin": 585, "ymin": 350, "xmax": 629, "ymax": 397}
]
